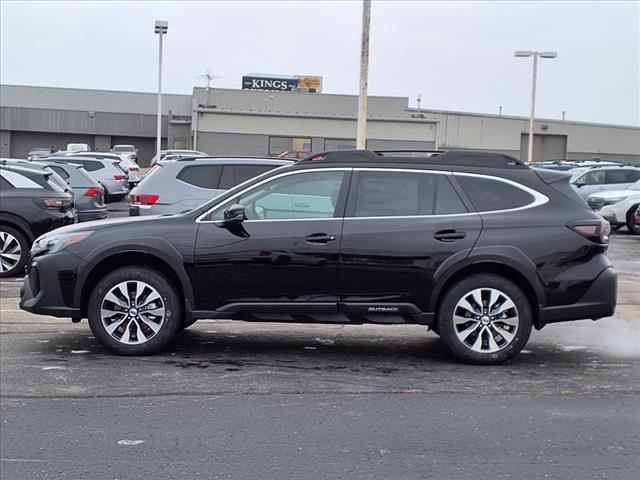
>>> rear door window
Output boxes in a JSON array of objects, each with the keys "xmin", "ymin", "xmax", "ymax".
[
  {"xmin": 606, "ymin": 169, "xmax": 640, "ymax": 184},
  {"xmin": 352, "ymin": 171, "xmax": 436, "ymax": 217},
  {"xmin": 436, "ymin": 176, "xmax": 467, "ymax": 214},
  {"xmin": 219, "ymin": 165, "xmax": 278, "ymax": 189},
  {"xmin": 455, "ymin": 175, "xmax": 534, "ymax": 212},
  {"xmin": 177, "ymin": 165, "xmax": 223, "ymax": 189}
]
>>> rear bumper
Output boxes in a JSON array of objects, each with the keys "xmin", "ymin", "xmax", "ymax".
[
  {"xmin": 19, "ymin": 252, "xmax": 82, "ymax": 318},
  {"xmin": 538, "ymin": 266, "xmax": 617, "ymax": 327},
  {"xmin": 77, "ymin": 208, "xmax": 108, "ymax": 222}
]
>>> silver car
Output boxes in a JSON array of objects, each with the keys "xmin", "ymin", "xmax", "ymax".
[
  {"xmin": 48, "ymin": 156, "xmax": 129, "ymax": 202},
  {"xmin": 571, "ymin": 166, "xmax": 640, "ymax": 199},
  {"xmin": 129, "ymin": 157, "xmax": 291, "ymax": 216},
  {"xmin": 150, "ymin": 149, "xmax": 207, "ymax": 168},
  {"xmin": 38, "ymin": 160, "xmax": 108, "ymax": 222},
  {"xmin": 68, "ymin": 152, "xmax": 141, "ymax": 186}
]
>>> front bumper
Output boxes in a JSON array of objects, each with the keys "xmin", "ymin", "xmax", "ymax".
[
  {"xmin": 19, "ymin": 251, "xmax": 83, "ymax": 318},
  {"xmin": 538, "ymin": 266, "xmax": 617, "ymax": 327}
]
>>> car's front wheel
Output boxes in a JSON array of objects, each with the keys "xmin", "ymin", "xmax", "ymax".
[
  {"xmin": 0, "ymin": 226, "xmax": 29, "ymax": 278},
  {"xmin": 87, "ymin": 266, "xmax": 183, "ymax": 355},
  {"xmin": 437, "ymin": 274, "xmax": 532, "ymax": 364}
]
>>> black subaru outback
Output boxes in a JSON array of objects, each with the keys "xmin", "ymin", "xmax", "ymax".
[{"xmin": 20, "ymin": 150, "xmax": 617, "ymax": 364}]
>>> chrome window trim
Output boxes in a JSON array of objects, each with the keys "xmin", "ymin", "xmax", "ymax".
[{"xmin": 195, "ymin": 167, "xmax": 549, "ymax": 223}]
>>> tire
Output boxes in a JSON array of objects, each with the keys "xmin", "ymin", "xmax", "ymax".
[
  {"xmin": 0, "ymin": 225, "xmax": 29, "ymax": 278},
  {"xmin": 437, "ymin": 274, "xmax": 532, "ymax": 365},
  {"xmin": 626, "ymin": 205, "xmax": 640, "ymax": 235},
  {"xmin": 87, "ymin": 266, "xmax": 183, "ymax": 355}
]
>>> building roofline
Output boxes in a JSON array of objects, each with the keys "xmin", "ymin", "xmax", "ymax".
[
  {"xmin": 406, "ymin": 107, "xmax": 640, "ymax": 130},
  {"xmin": 0, "ymin": 83, "xmax": 192, "ymax": 99}
]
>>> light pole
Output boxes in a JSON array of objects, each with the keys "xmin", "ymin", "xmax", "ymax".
[
  {"xmin": 514, "ymin": 50, "xmax": 557, "ymax": 164},
  {"xmin": 154, "ymin": 20, "xmax": 168, "ymax": 160},
  {"xmin": 356, "ymin": 0, "xmax": 371, "ymax": 150}
]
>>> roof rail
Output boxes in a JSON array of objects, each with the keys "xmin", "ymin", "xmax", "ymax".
[
  {"xmin": 298, "ymin": 149, "xmax": 526, "ymax": 167},
  {"xmin": 175, "ymin": 155, "xmax": 285, "ymax": 162}
]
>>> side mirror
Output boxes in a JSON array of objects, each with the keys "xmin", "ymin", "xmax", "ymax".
[{"xmin": 223, "ymin": 204, "xmax": 246, "ymax": 224}]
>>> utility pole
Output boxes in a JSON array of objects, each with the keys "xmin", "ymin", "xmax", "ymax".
[
  {"xmin": 356, "ymin": 0, "xmax": 371, "ymax": 150},
  {"xmin": 154, "ymin": 20, "xmax": 168, "ymax": 160},
  {"xmin": 417, "ymin": 93, "xmax": 422, "ymax": 111}
]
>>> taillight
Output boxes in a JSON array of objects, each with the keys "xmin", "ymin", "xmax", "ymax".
[
  {"xmin": 113, "ymin": 175, "xmax": 125, "ymax": 181},
  {"xmin": 84, "ymin": 187, "xmax": 103, "ymax": 197},
  {"xmin": 569, "ymin": 220, "xmax": 610, "ymax": 244},
  {"xmin": 130, "ymin": 194, "xmax": 159, "ymax": 205},
  {"xmin": 128, "ymin": 167, "xmax": 139, "ymax": 172},
  {"xmin": 41, "ymin": 198, "xmax": 73, "ymax": 210}
]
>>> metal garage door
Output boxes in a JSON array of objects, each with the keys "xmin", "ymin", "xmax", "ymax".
[
  {"xmin": 520, "ymin": 134, "xmax": 568, "ymax": 163},
  {"xmin": 10, "ymin": 131, "xmax": 94, "ymax": 159}
]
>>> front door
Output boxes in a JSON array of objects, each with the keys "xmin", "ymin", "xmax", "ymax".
[
  {"xmin": 338, "ymin": 169, "xmax": 482, "ymax": 315},
  {"xmin": 193, "ymin": 168, "xmax": 350, "ymax": 313}
]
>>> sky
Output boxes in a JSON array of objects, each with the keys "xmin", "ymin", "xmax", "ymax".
[{"xmin": 1, "ymin": 0, "xmax": 638, "ymax": 126}]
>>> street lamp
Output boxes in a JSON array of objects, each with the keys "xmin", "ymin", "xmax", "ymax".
[
  {"xmin": 154, "ymin": 20, "xmax": 168, "ymax": 159},
  {"xmin": 514, "ymin": 50, "xmax": 557, "ymax": 163}
]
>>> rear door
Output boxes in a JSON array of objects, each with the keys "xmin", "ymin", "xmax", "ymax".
[{"xmin": 338, "ymin": 168, "xmax": 481, "ymax": 315}]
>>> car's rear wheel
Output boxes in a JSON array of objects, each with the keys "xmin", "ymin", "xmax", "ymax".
[
  {"xmin": 87, "ymin": 266, "xmax": 183, "ymax": 355},
  {"xmin": 626, "ymin": 205, "xmax": 640, "ymax": 234},
  {"xmin": 0, "ymin": 226, "xmax": 28, "ymax": 278},
  {"xmin": 437, "ymin": 274, "xmax": 532, "ymax": 364}
]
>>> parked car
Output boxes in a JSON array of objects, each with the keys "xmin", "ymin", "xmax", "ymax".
[
  {"xmin": 1, "ymin": 164, "xmax": 76, "ymax": 277},
  {"xmin": 19, "ymin": 149, "xmax": 616, "ymax": 364},
  {"xmin": 586, "ymin": 180, "xmax": 640, "ymax": 234},
  {"xmin": 1, "ymin": 158, "xmax": 73, "ymax": 198},
  {"xmin": 27, "ymin": 147, "xmax": 53, "ymax": 161},
  {"xmin": 129, "ymin": 157, "xmax": 291, "ymax": 216},
  {"xmin": 66, "ymin": 143, "xmax": 90, "ymax": 152},
  {"xmin": 150, "ymin": 150, "xmax": 207, "ymax": 168},
  {"xmin": 38, "ymin": 160, "xmax": 108, "ymax": 222},
  {"xmin": 277, "ymin": 150, "xmax": 313, "ymax": 160},
  {"xmin": 112, "ymin": 144, "xmax": 138, "ymax": 160},
  {"xmin": 47, "ymin": 156, "xmax": 129, "ymax": 202},
  {"xmin": 67, "ymin": 152, "xmax": 141, "ymax": 186},
  {"xmin": 570, "ymin": 166, "xmax": 640, "ymax": 199}
]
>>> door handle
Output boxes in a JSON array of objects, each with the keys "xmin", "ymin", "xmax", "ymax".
[
  {"xmin": 306, "ymin": 233, "xmax": 336, "ymax": 244},
  {"xmin": 434, "ymin": 230, "xmax": 466, "ymax": 242}
]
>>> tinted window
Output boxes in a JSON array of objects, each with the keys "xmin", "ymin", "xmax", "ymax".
[
  {"xmin": 436, "ymin": 176, "xmax": 467, "ymax": 214},
  {"xmin": 49, "ymin": 166, "xmax": 70, "ymax": 180},
  {"xmin": 607, "ymin": 169, "xmax": 640, "ymax": 184},
  {"xmin": 0, "ymin": 176, "xmax": 14, "ymax": 190},
  {"xmin": 177, "ymin": 165, "xmax": 223, "ymax": 189},
  {"xmin": 75, "ymin": 160, "xmax": 102, "ymax": 172},
  {"xmin": 219, "ymin": 165, "xmax": 277, "ymax": 189},
  {"xmin": 211, "ymin": 170, "xmax": 344, "ymax": 220},
  {"xmin": 456, "ymin": 175, "xmax": 534, "ymax": 211},
  {"xmin": 353, "ymin": 171, "xmax": 436, "ymax": 217}
]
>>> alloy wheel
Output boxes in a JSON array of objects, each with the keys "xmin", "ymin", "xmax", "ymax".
[
  {"xmin": 452, "ymin": 287, "xmax": 519, "ymax": 353},
  {"xmin": 100, "ymin": 281, "xmax": 165, "ymax": 345},
  {"xmin": 0, "ymin": 231, "xmax": 22, "ymax": 273}
]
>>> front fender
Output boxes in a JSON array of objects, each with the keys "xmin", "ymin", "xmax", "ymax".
[{"xmin": 72, "ymin": 236, "xmax": 195, "ymax": 309}]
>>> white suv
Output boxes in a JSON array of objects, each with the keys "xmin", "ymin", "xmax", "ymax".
[
  {"xmin": 571, "ymin": 166, "xmax": 640, "ymax": 199},
  {"xmin": 587, "ymin": 180, "xmax": 640, "ymax": 234}
]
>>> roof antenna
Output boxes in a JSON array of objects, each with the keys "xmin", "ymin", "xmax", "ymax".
[{"xmin": 196, "ymin": 69, "xmax": 222, "ymax": 107}]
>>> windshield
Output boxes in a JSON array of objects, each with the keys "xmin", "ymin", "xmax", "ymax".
[{"xmin": 113, "ymin": 146, "xmax": 134, "ymax": 152}]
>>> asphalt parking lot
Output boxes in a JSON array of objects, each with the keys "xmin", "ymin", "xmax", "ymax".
[{"xmin": 0, "ymin": 222, "xmax": 638, "ymax": 479}]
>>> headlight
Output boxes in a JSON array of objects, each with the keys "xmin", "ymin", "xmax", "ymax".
[
  {"xmin": 31, "ymin": 231, "xmax": 94, "ymax": 256},
  {"xmin": 602, "ymin": 196, "xmax": 626, "ymax": 206}
]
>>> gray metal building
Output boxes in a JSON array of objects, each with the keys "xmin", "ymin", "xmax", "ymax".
[{"xmin": 2, "ymin": 84, "xmax": 638, "ymax": 166}]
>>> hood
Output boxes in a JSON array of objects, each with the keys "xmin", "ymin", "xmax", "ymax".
[{"xmin": 49, "ymin": 213, "xmax": 181, "ymax": 235}]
